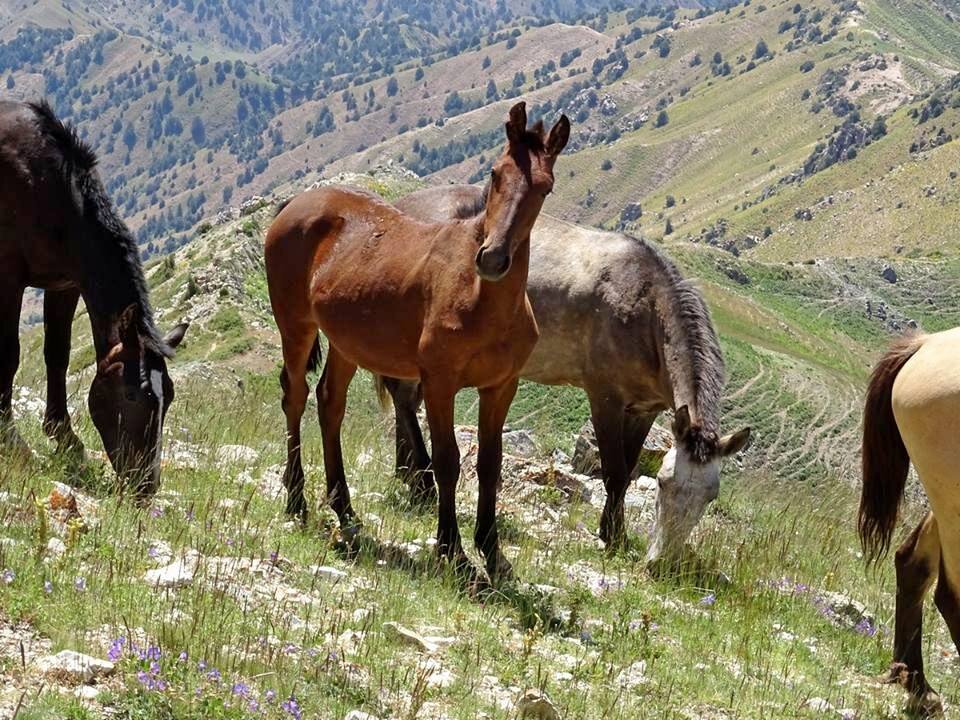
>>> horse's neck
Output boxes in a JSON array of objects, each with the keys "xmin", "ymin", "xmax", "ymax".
[{"xmin": 78, "ymin": 235, "xmax": 148, "ymax": 360}]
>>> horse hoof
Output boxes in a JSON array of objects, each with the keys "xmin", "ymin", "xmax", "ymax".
[
  {"xmin": 340, "ymin": 518, "xmax": 363, "ymax": 546},
  {"xmin": 487, "ymin": 554, "xmax": 516, "ymax": 587},
  {"xmin": 907, "ymin": 691, "xmax": 943, "ymax": 718}
]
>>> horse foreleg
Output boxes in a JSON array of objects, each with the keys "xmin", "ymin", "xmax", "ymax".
[
  {"xmin": 316, "ymin": 347, "xmax": 358, "ymax": 539},
  {"xmin": 421, "ymin": 377, "xmax": 470, "ymax": 573},
  {"xmin": 383, "ymin": 377, "xmax": 435, "ymax": 504},
  {"xmin": 279, "ymin": 328, "xmax": 315, "ymax": 520},
  {"xmin": 885, "ymin": 512, "xmax": 941, "ymax": 715},
  {"xmin": 475, "ymin": 378, "xmax": 519, "ymax": 584},
  {"xmin": 623, "ymin": 411, "xmax": 658, "ymax": 481},
  {"xmin": 42, "ymin": 288, "xmax": 83, "ymax": 457},
  {"xmin": 0, "ymin": 283, "xmax": 26, "ymax": 456},
  {"xmin": 588, "ymin": 388, "xmax": 629, "ymax": 548}
]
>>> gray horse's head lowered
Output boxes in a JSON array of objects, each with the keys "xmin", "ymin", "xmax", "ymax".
[{"xmin": 646, "ymin": 406, "xmax": 750, "ymax": 564}]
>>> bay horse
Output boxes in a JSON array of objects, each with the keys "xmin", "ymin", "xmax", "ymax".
[
  {"xmin": 265, "ymin": 102, "xmax": 569, "ymax": 582},
  {"xmin": 378, "ymin": 183, "xmax": 751, "ymax": 565},
  {"xmin": 0, "ymin": 100, "xmax": 187, "ymax": 494},
  {"xmin": 859, "ymin": 327, "xmax": 960, "ymax": 716}
]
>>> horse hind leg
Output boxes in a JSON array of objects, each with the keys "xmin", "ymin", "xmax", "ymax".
[
  {"xmin": 42, "ymin": 288, "xmax": 84, "ymax": 458},
  {"xmin": 278, "ymin": 325, "xmax": 316, "ymax": 520},
  {"xmin": 0, "ymin": 283, "xmax": 27, "ymax": 457},
  {"xmin": 383, "ymin": 377, "xmax": 435, "ymax": 505},
  {"xmin": 885, "ymin": 512, "xmax": 942, "ymax": 716},
  {"xmin": 316, "ymin": 346, "xmax": 358, "ymax": 539}
]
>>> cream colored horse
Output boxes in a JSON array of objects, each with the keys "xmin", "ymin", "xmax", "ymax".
[{"xmin": 859, "ymin": 326, "xmax": 960, "ymax": 716}]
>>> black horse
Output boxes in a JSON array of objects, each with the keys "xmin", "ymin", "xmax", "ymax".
[{"xmin": 0, "ymin": 100, "xmax": 187, "ymax": 495}]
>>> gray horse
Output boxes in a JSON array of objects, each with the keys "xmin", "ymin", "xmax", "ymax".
[{"xmin": 379, "ymin": 184, "xmax": 750, "ymax": 564}]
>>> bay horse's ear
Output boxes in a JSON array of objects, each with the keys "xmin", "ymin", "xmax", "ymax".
[
  {"xmin": 117, "ymin": 303, "xmax": 142, "ymax": 350},
  {"xmin": 672, "ymin": 405, "xmax": 692, "ymax": 439},
  {"xmin": 506, "ymin": 101, "xmax": 528, "ymax": 145},
  {"xmin": 720, "ymin": 427, "xmax": 752, "ymax": 456},
  {"xmin": 164, "ymin": 323, "xmax": 189, "ymax": 350},
  {"xmin": 97, "ymin": 343, "xmax": 125, "ymax": 377},
  {"xmin": 546, "ymin": 114, "xmax": 571, "ymax": 158}
]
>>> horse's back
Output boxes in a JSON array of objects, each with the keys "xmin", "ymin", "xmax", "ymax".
[{"xmin": 892, "ymin": 328, "xmax": 960, "ymax": 540}]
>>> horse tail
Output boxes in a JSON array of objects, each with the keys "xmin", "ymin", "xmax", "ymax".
[
  {"xmin": 858, "ymin": 333, "xmax": 925, "ymax": 565},
  {"xmin": 372, "ymin": 374, "xmax": 393, "ymax": 411},
  {"xmin": 306, "ymin": 334, "xmax": 322, "ymax": 374}
]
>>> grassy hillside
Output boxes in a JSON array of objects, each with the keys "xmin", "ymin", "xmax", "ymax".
[{"xmin": 1, "ymin": 169, "xmax": 954, "ymax": 720}]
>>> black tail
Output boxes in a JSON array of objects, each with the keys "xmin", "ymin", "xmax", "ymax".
[
  {"xmin": 306, "ymin": 335, "xmax": 322, "ymax": 374},
  {"xmin": 858, "ymin": 333, "xmax": 924, "ymax": 565}
]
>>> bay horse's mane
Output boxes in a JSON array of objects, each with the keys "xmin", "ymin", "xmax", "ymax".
[
  {"xmin": 29, "ymin": 100, "xmax": 170, "ymax": 357},
  {"xmin": 469, "ymin": 184, "xmax": 724, "ymax": 460}
]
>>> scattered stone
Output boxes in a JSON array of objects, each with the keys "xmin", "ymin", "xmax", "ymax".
[
  {"xmin": 310, "ymin": 565, "xmax": 348, "ymax": 582},
  {"xmin": 616, "ymin": 660, "xmax": 649, "ymax": 689},
  {"xmin": 794, "ymin": 207, "xmax": 813, "ymax": 221},
  {"xmin": 383, "ymin": 622, "xmax": 442, "ymax": 653},
  {"xmin": 144, "ymin": 554, "xmax": 198, "ymax": 589},
  {"xmin": 74, "ymin": 685, "xmax": 101, "ymax": 701},
  {"xmin": 880, "ymin": 264, "xmax": 897, "ymax": 283},
  {"xmin": 36, "ymin": 650, "xmax": 114, "ymax": 684},
  {"xmin": 516, "ymin": 463, "xmax": 592, "ymax": 503},
  {"xmin": 216, "ymin": 444, "xmax": 259, "ymax": 466},
  {"xmin": 344, "ymin": 712, "xmax": 381, "ymax": 720},
  {"xmin": 503, "ymin": 429, "xmax": 538, "ymax": 458},
  {"xmin": 45, "ymin": 537, "xmax": 66, "ymax": 560},
  {"xmin": 804, "ymin": 697, "xmax": 834, "ymax": 713},
  {"xmin": 517, "ymin": 688, "xmax": 561, "ymax": 720}
]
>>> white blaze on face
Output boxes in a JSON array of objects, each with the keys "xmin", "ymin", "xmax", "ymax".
[{"xmin": 646, "ymin": 446, "xmax": 721, "ymax": 563}]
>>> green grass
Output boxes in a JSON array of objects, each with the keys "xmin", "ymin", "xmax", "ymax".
[{"xmin": 0, "ymin": 350, "xmax": 953, "ymax": 720}]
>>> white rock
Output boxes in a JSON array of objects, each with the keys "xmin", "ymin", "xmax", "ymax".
[
  {"xmin": 311, "ymin": 565, "xmax": 348, "ymax": 581},
  {"xmin": 36, "ymin": 650, "xmax": 114, "ymax": 683},
  {"xmin": 45, "ymin": 537, "xmax": 66, "ymax": 559},
  {"xmin": 74, "ymin": 685, "xmax": 101, "ymax": 701},
  {"xmin": 805, "ymin": 697, "xmax": 834, "ymax": 713},
  {"xmin": 144, "ymin": 555, "xmax": 198, "ymax": 589},
  {"xmin": 344, "ymin": 712, "xmax": 381, "ymax": 720},
  {"xmin": 616, "ymin": 660, "xmax": 648, "ymax": 689},
  {"xmin": 383, "ymin": 622, "xmax": 443, "ymax": 654},
  {"xmin": 516, "ymin": 688, "xmax": 560, "ymax": 720},
  {"xmin": 216, "ymin": 445, "xmax": 259, "ymax": 466}
]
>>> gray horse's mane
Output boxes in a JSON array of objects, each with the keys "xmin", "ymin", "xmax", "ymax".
[{"xmin": 642, "ymin": 246, "xmax": 726, "ymax": 459}]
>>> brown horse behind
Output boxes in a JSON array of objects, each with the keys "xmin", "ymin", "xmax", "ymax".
[{"xmin": 265, "ymin": 102, "xmax": 569, "ymax": 582}]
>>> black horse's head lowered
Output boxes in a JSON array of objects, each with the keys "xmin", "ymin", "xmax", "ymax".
[
  {"xmin": 26, "ymin": 101, "xmax": 189, "ymax": 495},
  {"xmin": 88, "ymin": 305, "xmax": 187, "ymax": 495}
]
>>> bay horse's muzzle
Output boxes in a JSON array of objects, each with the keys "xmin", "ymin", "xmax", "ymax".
[{"xmin": 475, "ymin": 246, "xmax": 511, "ymax": 281}]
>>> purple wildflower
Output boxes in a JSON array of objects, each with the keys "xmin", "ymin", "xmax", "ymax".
[
  {"xmin": 74, "ymin": 576, "xmax": 86, "ymax": 592},
  {"xmin": 701, "ymin": 593, "xmax": 716, "ymax": 606},
  {"xmin": 43, "ymin": 580, "xmax": 53, "ymax": 594},
  {"xmin": 207, "ymin": 668, "xmax": 222, "ymax": 683},
  {"xmin": 233, "ymin": 682, "xmax": 250, "ymax": 696},
  {"xmin": 146, "ymin": 646, "xmax": 162, "ymax": 661},
  {"xmin": 150, "ymin": 506, "xmax": 163, "ymax": 519},
  {"xmin": 281, "ymin": 696, "xmax": 303, "ymax": 720},
  {"xmin": 2, "ymin": 569, "xmax": 14, "ymax": 585},
  {"xmin": 264, "ymin": 689, "xmax": 277, "ymax": 703},
  {"xmin": 107, "ymin": 637, "xmax": 125, "ymax": 662},
  {"xmin": 178, "ymin": 651, "xmax": 188, "ymax": 662}
]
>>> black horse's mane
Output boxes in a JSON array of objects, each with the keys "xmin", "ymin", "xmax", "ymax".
[{"xmin": 29, "ymin": 100, "xmax": 170, "ymax": 357}]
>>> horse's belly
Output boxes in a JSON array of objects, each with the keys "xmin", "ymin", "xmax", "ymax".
[{"xmin": 316, "ymin": 306, "xmax": 423, "ymax": 380}]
